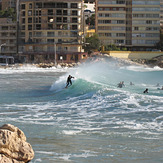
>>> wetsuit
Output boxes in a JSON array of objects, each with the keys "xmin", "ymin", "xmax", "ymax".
[
  {"xmin": 143, "ymin": 89, "xmax": 148, "ymax": 93},
  {"xmin": 66, "ymin": 75, "xmax": 74, "ymax": 88}
]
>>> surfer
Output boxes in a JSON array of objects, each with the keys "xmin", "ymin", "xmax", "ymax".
[
  {"xmin": 117, "ymin": 81, "xmax": 125, "ymax": 88},
  {"xmin": 159, "ymin": 86, "xmax": 163, "ymax": 90},
  {"xmin": 156, "ymin": 83, "xmax": 160, "ymax": 87},
  {"xmin": 130, "ymin": 82, "xmax": 134, "ymax": 86},
  {"xmin": 65, "ymin": 75, "xmax": 74, "ymax": 88},
  {"xmin": 143, "ymin": 88, "xmax": 148, "ymax": 93}
]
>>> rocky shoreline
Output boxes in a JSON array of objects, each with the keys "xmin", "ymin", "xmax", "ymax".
[
  {"xmin": 130, "ymin": 55, "xmax": 163, "ymax": 68},
  {"xmin": 0, "ymin": 55, "xmax": 163, "ymax": 69}
]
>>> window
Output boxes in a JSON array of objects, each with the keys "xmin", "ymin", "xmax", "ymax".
[
  {"xmin": 72, "ymin": 10, "xmax": 77, "ymax": 16},
  {"xmin": 22, "ymin": 25, "xmax": 25, "ymax": 30},
  {"xmin": 35, "ymin": 32, "xmax": 42, "ymax": 37},
  {"xmin": 58, "ymin": 39, "xmax": 62, "ymax": 43},
  {"xmin": 22, "ymin": 11, "xmax": 25, "ymax": 16},
  {"xmin": 63, "ymin": 17, "xmax": 67, "ymax": 23},
  {"xmin": 28, "ymin": 25, "xmax": 32, "ymax": 30},
  {"xmin": 28, "ymin": 18, "xmax": 32, "ymax": 23},
  {"xmin": 146, "ymin": 20, "xmax": 152, "ymax": 24},
  {"xmin": 56, "ymin": 10, "xmax": 62, "ymax": 15},
  {"xmin": 117, "ymin": 20, "xmax": 125, "ymax": 24},
  {"xmin": 21, "ymin": 4, "xmax": 25, "ymax": 9},
  {"xmin": 63, "ymin": 10, "xmax": 67, "ymax": 15},
  {"xmin": 36, "ymin": 3, "xmax": 42, "ymax": 8},
  {"xmin": 116, "ymin": 0, "xmax": 125, "ymax": 4},
  {"xmin": 47, "ymin": 39, "xmax": 54, "ymax": 43},
  {"xmin": 56, "ymin": 24, "xmax": 62, "ymax": 29},
  {"xmin": 22, "ymin": 18, "xmax": 25, "ymax": 23},
  {"xmin": 62, "ymin": 24, "xmax": 68, "ymax": 30},
  {"xmin": 72, "ymin": 18, "xmax": 77, "ymax": 23},
  {"xmin": 47, "ymin": 32, "xmax": 54, "ymax": 37},
  {"xmin": 36, "ymin": 24, "xmax": 41, "ymax": 30},
  {"xmin": 29, "ymin": 3, "xmax": 32, "ymax": 9},
  {"xmin": 71, "ymin": 3, "xmax": 77, "ymax": 8},
  {"xmin": 64, "ymin": 47, "xmax": 68, "ymax": 51},
  {"xmin": 56, "ymin": 17, "xmax": 62, "ymax": 22},
  {"xmin": 72, "ymin": 25, "xmax": 77, "ymax": 30},
  {"xmin": 21, "ymin": 32, "xmax": 25, "ymax": 37},
  {"xmin": 48, "ymin": 9, "xmax": 53, "ymax": 15},
  {"xmin": 134, "ymin": 27, "xmax": 139, "ymax": 31},
  {"xmin": 29, "ymin": 32, "xmax": 32, "ymax": 37},
  {"xmin": 28, "ymin": 10, "xmax": 32, "ymax": 16},
  {"xmin": 48, "ymin": 24, "xmax": 53, "ymax": 29}
]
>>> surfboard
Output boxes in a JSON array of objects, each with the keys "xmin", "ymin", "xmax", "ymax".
[{"xmin": 65, "ymin": 85, "xmax": 71, "ymax": 89}]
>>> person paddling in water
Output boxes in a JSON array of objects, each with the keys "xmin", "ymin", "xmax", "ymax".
[
  {"xmin": 143, "ymin": 88, "xmax": 148, "ymax": 93},
  {"xmin": 65, "ymin": 75, "xmax": 74, "ymax": 88}
]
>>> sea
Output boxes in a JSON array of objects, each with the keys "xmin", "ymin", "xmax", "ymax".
[{"xmin": 0, "ymin": 57, "xmax": 163, "ymax": 163}]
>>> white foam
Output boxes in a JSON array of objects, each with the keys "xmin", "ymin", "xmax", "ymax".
[
  {"xmin": 123, "ymin": 65, "xmax": 163, "ymax": 72},
  {"xmin": 0, "ymin": 64, "xmax": 68, "ymax": 74},
  {"xmin": 62, "ymin": 130, "xmax": 81, "ymax": 135}
]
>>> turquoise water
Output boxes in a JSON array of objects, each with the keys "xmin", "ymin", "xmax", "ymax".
[{"xmin": 0, "ymin": 59, "xmax": 163, "ymax": 163}]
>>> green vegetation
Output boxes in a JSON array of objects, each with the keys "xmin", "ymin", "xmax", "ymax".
[
  {"xmin": 0, "ymin": 8, "xmax": 16, "ymax": 21},
  {"xmin": 83, "ymin": 34, "xmax": 100, "ymax": 54},
  {"xmin": 155, "ymin": 33, "xmax": 163, "ymax": 51},
  {"xmin": 104, "ymin": 44, "xmax": 127, "ymax": 51},
  {"xmin": 86, "ymin": 14, "xmax": 95, "ymax": 26}
]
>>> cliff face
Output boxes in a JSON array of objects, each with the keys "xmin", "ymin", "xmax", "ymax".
[{"xmin": 0, "ymin": 124, "xmax": 34, "ymax": 163}]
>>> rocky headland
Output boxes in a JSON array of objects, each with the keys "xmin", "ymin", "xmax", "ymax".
[{"xmin": 130, "ymin": 55, "xmax": 163, "ymax": 68}]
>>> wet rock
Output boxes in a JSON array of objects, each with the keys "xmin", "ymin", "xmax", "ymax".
[{"xmin": 0, "ymin": 124, "xmax": 34, "ymax": 163}]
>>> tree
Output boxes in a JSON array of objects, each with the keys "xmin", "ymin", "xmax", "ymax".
[
  {"xmin": 155, "ymin": 33, "xmax": 163, "ymax": 51},
  {"xmin": 104, "ymin": 44, "xmax": 127, "ymax": 51},
  {"xmin": 104, "ymin": 44, "xmax": 120, "ymax": 51},
  {"xmin": 83, "ymin": 34, "xmax": 100, "ymax": 54},
  {"xmin": 85, "ymin": 14, "xmax": 95, "ymax": 27},
  {"xmin": 0, "ymin": 8, "xmax": 16, "ymax": 21}
]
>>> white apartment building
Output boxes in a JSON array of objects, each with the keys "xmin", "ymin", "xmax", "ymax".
[{"xmin": 95, "ymin": 0, "xmax": 160, "ymax": 51}]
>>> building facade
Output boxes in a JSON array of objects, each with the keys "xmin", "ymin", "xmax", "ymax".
[
  {"xmin": 95, "ymin": 0, "xmax": 160, "ymax": 51},
  {"xmin": 160, "ymin": 0, "xmax": 163, "ymax": 33},
  {"xmin": 1, "ymin": 0, "xmax": 17, "ymax": 10},
  {"xmin": 0, "ymin": 0, "xmax": 17, "ymax": 58},
  {"xmin": 0, "ymin": 18, "xmax": 17, "ymax": 57},
  {"xmin": 18, "ymin": 0, "xmax": 84, "ymax": 63}
]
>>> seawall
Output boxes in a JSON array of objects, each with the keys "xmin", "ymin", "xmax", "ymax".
[{"xmin": 102, "ymin": 51, "xmax": 163, "ymax": 60}]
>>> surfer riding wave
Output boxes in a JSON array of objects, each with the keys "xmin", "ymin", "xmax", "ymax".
[{"xmin": 65, "ymin": 75, "xmax": 74, "ymax": 88}]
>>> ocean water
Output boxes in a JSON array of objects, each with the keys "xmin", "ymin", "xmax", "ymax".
[{"xmin": 0, "ymin": 58, "xmax": 163, "ymax": 163}]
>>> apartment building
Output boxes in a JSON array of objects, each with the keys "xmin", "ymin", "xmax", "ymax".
[
  {"xmin": 1, "ymin": 0, "xmax": 17, "ymax": 10},
  {"xmin": 0, "ymin": 0, "xmax": 17, "ymax": 59},
  {"xmin": 95, "ymin": 0, "xmax": 160, "ymax": 51},
  {"xmin": 19, "ymin": 0, "xmax": 83, "ymax": 63},
  {"xmin": 84, "ymin": 0, "xmax": 95, "ymax": 3},
  {"xmin": 0, "ymin": 18, "xmax": 17, "ymax": 57},
  {"xmin": 160, "ymin": 0, "xmax": 163, "ymax": 33}
]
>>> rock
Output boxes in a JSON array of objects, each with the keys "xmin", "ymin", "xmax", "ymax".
[
  {"xmin": 0, "ymin": 124, "xmax": 34, "ymax": 163},
  {"xmin": 0, "ymin": 154, "xmax": 24, "ymax": 163}
]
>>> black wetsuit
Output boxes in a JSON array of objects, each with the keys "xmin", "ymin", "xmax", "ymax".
[
  {"xmin": 66, "ymin": 76, "xmax": 74, "ymax": 88},
  {"xmin": 143, "ymin": 89, "xmax": 148, "ymax": 93}
]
